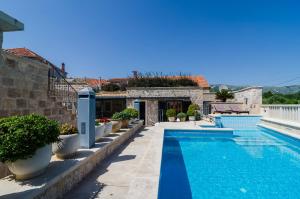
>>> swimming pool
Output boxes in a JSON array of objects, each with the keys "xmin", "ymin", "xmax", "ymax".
[{"xmin": 158, "ymin": 117, "xmax": 300, "ymax": 198}]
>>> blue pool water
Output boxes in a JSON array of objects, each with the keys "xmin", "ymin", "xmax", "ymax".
[{"xmin": 158, "ymin": 117, "xmax": 300, "ymax": 198}]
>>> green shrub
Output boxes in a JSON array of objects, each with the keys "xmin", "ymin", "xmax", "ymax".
[
  {"xmin": 166, "ymin": 109, "xmax": 176, "ymax": 117},
  {"xmin": 102, "ymin": 83, "xmax": 121, "ymax": 91},
  {"xmin": 177, "ymin": 112, "xmax": 186, "ymax": 119},
  {"xmin": 188, "ymin": 104, "xmax": 200, "ymax": 111},
  {"xmin": 127, "ymin": 73, "xmax": 197, "ymax": 87},
  {"xmin": 187, "ymin": 109, "xmax": 196, "ymax": 116},
  {"xmin": 60, "ymin": 123, "xmax": 78, "ymax": 135},
  {"xmin": 0, "ymin": 114, "xmax": 60, "ymax": 162},
  {"xmin": 123, "ymin": 108, "xmax": 139, "ymax": 119},
  {"xmin": 111, "ymin": 111, "xmax": 131, "ymax": 120}
]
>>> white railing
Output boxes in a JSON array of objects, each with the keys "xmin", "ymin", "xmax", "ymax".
[{"xmin": 261, "ymin": 105, "xmax": 300, "ymax": 123}]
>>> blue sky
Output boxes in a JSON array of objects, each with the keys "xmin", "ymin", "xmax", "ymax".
[{"xmin": 2, "ymin": 0, "xmax": 300, "ymax": 86}]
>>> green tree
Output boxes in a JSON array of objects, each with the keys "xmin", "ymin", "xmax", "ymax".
[{"xmin": 216, "ymin": 89, "xmax": 234, "ymax": 102}]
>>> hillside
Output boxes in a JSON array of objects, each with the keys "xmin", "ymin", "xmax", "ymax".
[{"xmin": 211, "ymin": 84, "xmax": 300, "ymax": 94}]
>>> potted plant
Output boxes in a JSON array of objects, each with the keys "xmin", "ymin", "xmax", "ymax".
[
  {"xmin": 94, "ymin": 120, "xmax": 105, "ymax": 141},
  {"xmin": 187, "ymin": 104, "xmax": 200, "ymax": 121},
  {"xmin": 0, "ymin": 114, "xmax": 60, "ymax": 180},
  {"xmin": 99, "ymin": 118, "xmax": 112, "ymax": 135},
  {"xmin": 187, "ymin": 109, "xmax": 196, "ymax": 121},
  {"xmin": 110, "ymin": 114, "xmax": 122, "ymax": 132},
  {"xmin": 166, "ymin": 109, "xmax": 176, "ymax": 122},
  {"xmin": 55, "ymin": 123, "xmax": 80, "ymax": 159},
  {"xmin": 112, "ymin": 111, "xmax": 131, "ymax": 128},
  {"xmin": 123, "ymin": 108, "xmax": 139, "ymax": 124},
  {"xmin": 177, "ymin": 112, "xmax": 187, "ymax": 122}
]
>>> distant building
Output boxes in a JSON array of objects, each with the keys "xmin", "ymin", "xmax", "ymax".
[{"xmin": 67, "ymin": 78, "xmax": 107, "ymax": 92}]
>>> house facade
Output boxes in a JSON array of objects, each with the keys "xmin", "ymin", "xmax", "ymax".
[{"xmin": 95, "ymin": 75, "xmax": 212, "ymax": 125}]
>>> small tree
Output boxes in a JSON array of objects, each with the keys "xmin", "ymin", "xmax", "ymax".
[{"xmin": 216, "ymin": 89, "xmax": 234, "ymax": 102}]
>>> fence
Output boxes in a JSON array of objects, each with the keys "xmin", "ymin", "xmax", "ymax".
[{"xmin": 261, "ymin": 105, "xmax": 300, "ymax": 123}]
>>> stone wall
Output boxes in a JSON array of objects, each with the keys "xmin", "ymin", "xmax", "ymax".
[
  {"xmin": 0, "ymin": 51, "xmax": 76, "ymax": 178},
  {"xmin": 233, "ymin": 87, "xmax": 263, "ymax": 114},
  {"xmin": 127, "ymin": 87, "xmax": 204, "ymax": 125},
  {"xmin": 127, "ymin": 87, "xmax": 203, "ymax": 106},
  {"xmin": 0, "ymin": 51, "xmax": 76, "ymax": 123}
]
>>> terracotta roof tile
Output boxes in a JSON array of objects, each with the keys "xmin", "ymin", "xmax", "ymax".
[{"xmin": 4, "ymin": 48, "xmax": 56, "ymax": 68}]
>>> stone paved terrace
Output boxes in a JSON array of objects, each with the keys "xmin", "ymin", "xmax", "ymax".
[{"xmin": 64, "ymin": 121, "xmax": 214, "ymax": 199}]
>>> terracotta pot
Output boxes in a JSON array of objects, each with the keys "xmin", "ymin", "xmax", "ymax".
[
  {"xmin": 6, "ymin": 144, "xmax": 52, "ymax": 180},
  {"xmin": 121, "ymin": 119, "xmax": 129, "ymax": 128},
  {"xmin": 111, "ymin": 120, "xmax": 122, "ymax": 132}
]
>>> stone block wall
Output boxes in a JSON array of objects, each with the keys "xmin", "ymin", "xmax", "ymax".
[
  {"xmin": 126, "ymin": 87, "xmax": 204, "ymax": 125},
  {"xmin": 0, "ymin": 51, "xmax": 76, "ymax": 123},
  {"xmin": 233, "ymin": 87, "xmax": 263, "ymax": 114},
  {"xmin": 127, "ymin": 87, "xmax": 203, "ymax": 106}
]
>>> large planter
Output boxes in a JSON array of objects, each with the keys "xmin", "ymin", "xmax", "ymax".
[
  {"xmin": 121, "ymin": 119, "xmax": 129, "ymax": 128},
  {"xmin": 189, "ymin": 116, "xmax": 195, "ymax": 121},
  {"xmin": 6, "ymin": 144, "xmax": 52, "ymax": 180},
  {"xmin": 111, "ymin": 120, "xmax": 122, "ymax": 132},
  {"xmin": 168, "ymin": 117, "xmax": 176, "ymax": 122},
  {"xmin": 95, "ymin": 124, "xmax": 105, "ymax": 141},
  {"xmin": 104, "ymin": 122, "xmax": 113, "ymax": 135},
  {"xmin": 55, "ymin": 134, "xmax": 80, "ymax": 159}
]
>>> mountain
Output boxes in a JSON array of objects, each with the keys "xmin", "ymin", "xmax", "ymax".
[{"xmin": 211, "ymin": 84, "xmax": 300, "ymax": 94}]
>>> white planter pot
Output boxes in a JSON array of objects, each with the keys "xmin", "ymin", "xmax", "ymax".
[
  {"xmin": 104, "ymin": 122, "xmax": 113, "ymax": 135},
  {"xmin": 189, "ymin": 116, "xmax": 195, "ymax": 121},
  {"xmin": 95, "ymin": 124, "xmax": 105, "ymax": 141},
  {"xmin": 55, "ymin": 134, "xmax": 79, "ymax": 159},
  {"xmin": 168, "ymin": 117, "xmax": 176, "ymax": 122},
  {"xmin": 6, "ymin": 144, "xmax": 52, "ymax": 180}
]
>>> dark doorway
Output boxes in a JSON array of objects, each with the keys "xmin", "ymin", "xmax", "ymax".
[
  {"xmin": 158, "ymin": 100, "xmax": 191, "ymax": 122},
  {"xmin": 139, "ymin": 101, "xmax": 146, "ymax": 125},
  {"xmin": 96, "ymin": 98, "xmax": 126, "ymax": 118}
]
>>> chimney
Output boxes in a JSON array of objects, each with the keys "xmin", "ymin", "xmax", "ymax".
[
  {"xmin": 61, "ymin": 63, "xmax": 65, "ymax": 74},
  {"xmin": 132, "ymin": 70, "xmax": 138, "ymax": 78}
]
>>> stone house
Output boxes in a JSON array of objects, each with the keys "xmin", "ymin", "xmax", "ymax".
[{"xmin": 96, "ymin": 76, "xmax": 212, "ymax": 126}]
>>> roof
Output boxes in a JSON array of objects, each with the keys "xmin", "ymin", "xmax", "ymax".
[
  {"xmin": 4, "ymin": 48, "xmax": 56, "ymax": 68},
  {"xmin": 188, "ymin": 76, "xmax": 209, "ymax": 88},
  {"xmin": 85, "ymin": 79, "xmax": 107, "ymax": 87}
]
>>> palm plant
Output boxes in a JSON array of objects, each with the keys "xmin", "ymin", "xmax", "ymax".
[{"xmin": 216, "ymin": 89, "xmax": 234, "ymax": 102}]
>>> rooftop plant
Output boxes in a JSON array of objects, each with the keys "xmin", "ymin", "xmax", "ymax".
[
  {"xmin": 166, "ymin": 109, "xmax": 176, "ymax": 118},
  {"xmin": 127, "ymin": 72, "xmax": 197, "ymax": 87},
  {"xmin": 123, "ymin": 108, "xmax": 139, "ymax": 119},
  {"xmin": 0, "ymin": 114, "xmax": 60, "ymax": 162},
  {"xmin": 101, "ymin": 83, "xmax": 121, "ymax": 91}
]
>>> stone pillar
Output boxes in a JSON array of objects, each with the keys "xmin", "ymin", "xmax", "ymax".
[{"xmin": 77, "ymin": 87, "xmax": 96, "ymax": 148}]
